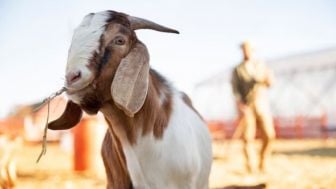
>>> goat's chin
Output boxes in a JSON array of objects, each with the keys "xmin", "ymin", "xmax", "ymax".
[
  {"xmin": 65, "ymin": 82, "xmax": 90, "ymax": 95},
  {"xmin": 66, "ymin": 86, "xmax": 103, "ymax": 115},
  {"xmin": 66, "ymin": 95, "xmax": 81, "ymax": 105},
  {"xmin": 66, "ymin": 89, "xmax": 87, "ymax": 104}
]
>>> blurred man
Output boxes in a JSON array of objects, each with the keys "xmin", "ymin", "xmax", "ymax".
[{"xmin": 231, "ymin": 41, "xmax": 275, "ymax": 173}]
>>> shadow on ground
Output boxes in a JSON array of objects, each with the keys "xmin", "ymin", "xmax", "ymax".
[
  {"xmin": 213, "ymin": 183, "xmax": 266, "ymax": 189},
  {"xmin": 275, "ymin": 147, "xmax": 336, "ymax": 157}
]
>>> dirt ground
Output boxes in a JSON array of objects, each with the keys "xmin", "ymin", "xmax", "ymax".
[{"xmin": 11, "ymin": 139, "xmax": 336, "ymax": 189}]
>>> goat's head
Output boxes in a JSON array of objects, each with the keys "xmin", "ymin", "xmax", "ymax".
[{"xmin": 48, "ymin": 10, "xmax": 178, "ymax": 130}]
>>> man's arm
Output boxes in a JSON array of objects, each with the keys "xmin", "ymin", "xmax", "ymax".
[
  {"xmin": 231, "ymin": 68, "xmax": 243, "ymax": 102},
  {"xmin": 231, "ymin": 69, "xmax": 249, "ymax": 115}
]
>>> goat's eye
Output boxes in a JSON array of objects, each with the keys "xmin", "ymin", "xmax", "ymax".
[{"xmin": 114, "ymin": 37, "xmax": 126, "ymax": 45}]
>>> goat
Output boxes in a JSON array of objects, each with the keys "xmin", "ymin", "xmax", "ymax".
[{"xmin": 48, "ymin": 10, "xmax": 212, "ymax": 189}]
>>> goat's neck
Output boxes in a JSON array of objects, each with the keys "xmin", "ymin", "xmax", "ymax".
[
  {"xmin": 101, "ymin": 104, "xmax": 148, "ymax": 188},
  {"xmin": 101, "ymin": 103, "xmax": 133, "ymax": 144},
  {"xmin": 100, "ymin": 69, "xmax": 173, "ymax": 145}
]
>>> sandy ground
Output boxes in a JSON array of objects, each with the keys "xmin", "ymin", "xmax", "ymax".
[
  {"xmin": 10, "ymin": 139, "xmax": 336, "ymax": 189},
  {"xmin": 210, "ymin": 139, "xmax": 336, "ymax": 189}
]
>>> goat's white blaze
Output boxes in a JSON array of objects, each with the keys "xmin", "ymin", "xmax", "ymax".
[{"xmin": 66, "ymin": 11, "xmax": 110, "ymax": 90}]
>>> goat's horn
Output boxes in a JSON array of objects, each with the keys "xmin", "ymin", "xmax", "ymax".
[{"xmin": 128, "ymin": 16, "xmax": 179, "ymax": 34}]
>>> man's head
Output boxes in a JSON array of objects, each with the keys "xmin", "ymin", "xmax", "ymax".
[{"xmin": 241, "ymin": 40, "xmax": 253, "ymax": 61}]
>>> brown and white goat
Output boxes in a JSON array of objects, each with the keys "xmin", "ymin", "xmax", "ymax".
[{"xmin": 48, "ymin": 10, "xmax": 212, "ymax": 189}]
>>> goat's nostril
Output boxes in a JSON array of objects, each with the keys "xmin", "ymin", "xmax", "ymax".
[{"xmin": 66, "ymin": 71, "xmax": 82, "ymax": 84}]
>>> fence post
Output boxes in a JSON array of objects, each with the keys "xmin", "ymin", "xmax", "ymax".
[
  {"xmin": 320, "ymin": 112, "xmax": 328, "ymax": 139},
  {"xmin": 295, "ymin": 116, "xmax": 303, "ymax": 138}
]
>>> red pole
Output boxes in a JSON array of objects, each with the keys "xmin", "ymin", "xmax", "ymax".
[
  {"xmin": 295, "ymin": 116, "xmax": 303, "ymax": 139},
  {"xmin": 320, "ymin": 112, "xmax": 328, "ymax": 139},
  {"xmin": 73, "ymin": 117, "xmax": 97, "ymax": 172},
  {"xmin": 273, "ymin": 117, "xmax": 280, "ymax": 138}
]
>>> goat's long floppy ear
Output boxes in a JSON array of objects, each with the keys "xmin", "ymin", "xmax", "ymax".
[
  {"xmin": 111, "ymin": 42, "xmax": 150, "ymax": 117},
  {"xmin": 48, "ymin": 101, "xmax": 83, "ymax": 130}
]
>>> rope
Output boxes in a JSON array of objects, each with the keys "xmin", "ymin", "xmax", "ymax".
[{"xmin": 36, "ymin": 87, "xmax": 66, "ymax": 163}]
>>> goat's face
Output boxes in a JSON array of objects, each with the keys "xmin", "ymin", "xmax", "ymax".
[
  {"xmin": 65, "ymin": 11, "xmax": 135, "ymax": 107},
  {"xmin": 48, "ymin": 10, "xmax": 178, "ymax": 130}
]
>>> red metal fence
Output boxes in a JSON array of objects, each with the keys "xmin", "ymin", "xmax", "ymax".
[{"xmin": 208, "ymin": 115, "xmax": 336, "ymax": 140}]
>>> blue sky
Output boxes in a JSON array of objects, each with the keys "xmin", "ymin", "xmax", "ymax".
[{"xmin": 0, "ymin": 0, "xmax": 336, "ymax": 117}]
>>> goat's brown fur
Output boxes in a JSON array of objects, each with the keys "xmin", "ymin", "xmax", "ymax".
[
  {"xmin": 92, "ymin": 69, "xmax": 173, "ymax": 144},
  {"xmin": 101, "ymin": 129, "xmax": 132, "ymax": 189}
]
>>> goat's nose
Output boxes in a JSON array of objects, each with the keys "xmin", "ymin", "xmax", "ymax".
[{"xmin": 66, "ymin": 71, "xmax": 81, "ymax": 85}]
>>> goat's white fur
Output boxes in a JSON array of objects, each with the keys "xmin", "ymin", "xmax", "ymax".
[{"xmin": 103, "ymin": 90, "xmax": 212, "ymax": 189}]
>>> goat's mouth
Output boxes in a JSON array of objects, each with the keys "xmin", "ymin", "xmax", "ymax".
[
  {"xmin": 65, "ymin": 82, "xmax": 103, "ymax": 115},
  {"xmin": 65, "ymin": 82, "xmax": 96, "ymax": 97},
  {"xmin": 65, "ymin": 84, "xmax": 89, "ymax": 94},
  {"xmin": 64, "ymin": 82, "xmax": 94, "ymax": 104}
]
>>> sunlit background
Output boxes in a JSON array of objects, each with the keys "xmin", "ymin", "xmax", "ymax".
[
  {"xmin": 1, "ymin": 0, "xmax": 336, "ymax": 117},
  {"xmin": 0, "ymin": 1, "xmax": 336, "ymax": 189}
]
